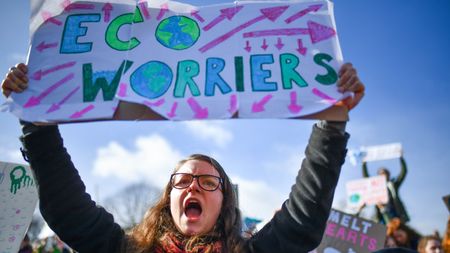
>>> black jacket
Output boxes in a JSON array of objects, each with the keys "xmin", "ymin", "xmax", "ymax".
[{"xmin": 21, "ymin": 123, "xmax": 348, "ymax": 253}]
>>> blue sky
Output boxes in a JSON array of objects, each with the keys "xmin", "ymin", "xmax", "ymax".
[{"xmin": 1, "ymin": 0, "xmax": 449, "ymax": 237}]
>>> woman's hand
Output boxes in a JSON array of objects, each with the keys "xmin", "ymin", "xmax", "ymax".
[
  {"xmin": 2, "ymin": 63, "xmax": 28, "ymax": 97},
  {"xmin": 337, "ymin": 63, "xmax": 365, "ymax": 110}
]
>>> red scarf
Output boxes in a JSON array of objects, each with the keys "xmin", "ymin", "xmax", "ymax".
[{"xmin": 155, "ymin": 233, "xmax": 222, "ymax": 253}]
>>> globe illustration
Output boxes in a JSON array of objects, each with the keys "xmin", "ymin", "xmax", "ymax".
[
  {"xmin": 155, "ymin": 16, "xmax": 200, "ymax": 50},
  {"xmin": 130, "ymin": 61, "xmax": 173, "ymax": 99}
]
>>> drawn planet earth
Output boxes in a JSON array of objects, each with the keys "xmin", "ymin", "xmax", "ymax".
[
  {"xmin": 349, "ymin": 193, "xmax": 361, "ymax": 203},
  {"xmin": 155, "ymin": 16, "xmax": 200, "ymax": 50},
  {"xmin": 130, "ymin": 61, "xmax": 173, "ymax": 99}
]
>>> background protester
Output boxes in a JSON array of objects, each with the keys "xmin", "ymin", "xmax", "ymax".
[
  {"xmin": 417, "ymin": 235, "xmax": 443, "ymax": 253},
  {"xmin": 387, "ymin": 217, "xmax": 422, "ymax": 250}
]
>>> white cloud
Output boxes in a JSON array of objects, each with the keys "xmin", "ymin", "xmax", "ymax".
[
  {"xmin": 92, "ymin": 134, "xmax": 183, "ymax": 188},
  {"xmin": 182, "ymin": 121, "xmax": 233, "ymax": 148},
  {"xmin": 232, "ymin": 176, "xmax": 285, "ymax": 226},
  {"xmin": 0, "ymin": 146, "xmax": 24, "ymax": 164},
  {"xmin": 9, "ymin": 53, "xmax": 27, "ymax": 63}
]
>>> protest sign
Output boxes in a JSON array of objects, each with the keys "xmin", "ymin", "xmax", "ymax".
[
  {"xmin": 3, "ymin": 0, "xmax": 349, "ymax": 122},
  {"xmin": 0, "ymin": 161, "xmax": 38, "ymax": 253},
  {"xmin": 345, "ymin": 175, "xmax": 388, "ymax": 209},
  {"xmin": 360, "ymin": 143, "xmax": 402, "ymax": 162},
  {"xmin": 315, "ymin": 209, "xmax": 386, "ymax": 253}
]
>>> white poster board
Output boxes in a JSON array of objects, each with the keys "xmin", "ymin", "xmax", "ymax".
[
  {"xmin": 361, "ymin": 143, "xmax": 402, "ymax": 162},
  {"xmin": 0, "ymin": 161, "xmax": 38, "ymax": 253},
  {"xmin": 345, "ymin": 175, "xmax": 388, "ymax": 209},
  {"xmin": 3, "ymin": 0, "xmax": 348, "ymax": 122}
]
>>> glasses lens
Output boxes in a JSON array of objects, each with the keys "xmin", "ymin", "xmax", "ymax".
[
  {"xmin": 198, "ymin": 175, "xmax": 221, "ymax": 191},
  {"xmin": 171, "ymin": 173, "xmax": 193, "ymax": 189}
]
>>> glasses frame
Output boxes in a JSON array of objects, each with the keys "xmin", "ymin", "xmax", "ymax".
[{"xmin": 170, "ymin": 173, "xmax": 223, "ymax": 192}]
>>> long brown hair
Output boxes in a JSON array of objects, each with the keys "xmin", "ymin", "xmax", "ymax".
[{"xmin": 127, "ymin": 154, "xmax": 247, "ymax": 253}]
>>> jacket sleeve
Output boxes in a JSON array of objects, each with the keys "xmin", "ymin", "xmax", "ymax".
[
  {"xmin": 20, "ymin": 125, "xmax": 124, "ymax": 253},
  {"xmin": 394, "ymin": 157, "xmax": 407, "ymax": 188},
  {"xmin": 247, "ymin": 123, "xmax": 349, "ymax": 253},
  {"xmin": 362, "ymin": 161, "xmax": 369, "ymax": 178}
]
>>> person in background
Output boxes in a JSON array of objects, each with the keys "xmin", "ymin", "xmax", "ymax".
[
  {"xmin": 418, "ymin": 235, "xmax": 443, "ymax": 253},
  {"xmin": 18, "ymin": 234, "xmax": 33, "ymax": 253},
  {"xmin": 362, "ymin": 156, "xmax": 410, "ymax": 224},
  {"xmin": 387, "ymin": 217, "xmax": 421, "ymax": 250}
]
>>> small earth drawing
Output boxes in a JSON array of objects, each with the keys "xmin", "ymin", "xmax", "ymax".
[{"xmin": 155, "ymin": 16, "xmax": 200, "ymax": 50}]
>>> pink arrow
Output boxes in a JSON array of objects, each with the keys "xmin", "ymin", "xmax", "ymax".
[
  {"xmin": 42, "ymin": 11, "xmax": 62, "ymax": 26},
  {"xmin": 102, "ymin": 3, "xmax": 113, "ymax": 22},
  {"xmin": 36, "ymin": 41, "xmax": 58, "ymax": 52},
  {"xmin": 32, "ymin": 61, "xmax": 76, "ymax": 81},
  {"xmin": 70, "ymin": 104, "xmax": 95, "ymax": 119},
  {"xmin": 144, "ymin": 99, "xmax": 165, "ymax": 107},
  {"xmin": 199, "ymin": 5, "xmax": 289, "ymax": 53},
  {"xmin": 228, "ymin": 94, "xmax": 238, "ymax": 114},
  {"xmin": 191, "ymin": 10, "xmax": 205, "ymax": 23},
  {"xmin": 288, "ymin": 91, "xmax": 302, "ymax": 113},
  {"xmin": 284, "ymin": 4, "xmax": 322, "ymax": 24},
  {"xmin": 244, "ymin": 40, "xmax": 251, "ymax": 52},
  {"xmin": 203, "ymin": 6, "xmax": 244, "ymax": 31},
  {"xmin": 138, "ymin": 1, "xmax": 151, "ymax": 20},
  {"xmin": 117, "ymin": 83, "xmax": 127, "ymax": 97},
  {"xmin": 312, "ymin": 88, "xmax": 337, "ymax": 104},
  {"xmin": 275, "ymin": 37, "xmax": 284, "ymax": 50},
  {"xmin": 187, "ymin": 97, "xmax": 208, "ymax": 119},
  {"xmin": 46, "ymin": 86, "xmax": 80, "ymax": 113},
  {"xmin": 296, "ymin": 39, "xmax": 307, "ymax": 55},
  {"xmin": 252, "ymin": 94, "xmax": 272, "ymax": 113},
  {"xmin": 167, "ymin": 102, "xmax": 178, "ymax": 118},
  {"xmin": 261, "ymin": 39, "xmax": 268, "ymax": 50},
  {"xmin": 24, "ymin": 73, "xmax": 74, "ymax": 108},
  {"xmin": 157, "ymin": 3, "xmax": 169, "ymax": 21},
  {"xmin": 243, "ymin": 21, "xmax": 335, "ymax": 44},
  {"xmin": 65, "ymin": 3, "xmax": 95, "ymax": 12}
]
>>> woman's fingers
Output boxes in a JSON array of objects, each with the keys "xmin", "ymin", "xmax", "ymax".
[
  {"xmin": 337, "ymin": 63, "xmax": 365, "ymax": 110},
  {"xmin": 1, "ymin": 63, "xmax": 29, "ymax": 97}
]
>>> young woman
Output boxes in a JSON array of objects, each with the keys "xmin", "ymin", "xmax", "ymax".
[{"xmin": 2, "ymin": 63, "xmax": 364, "ymax": 253}]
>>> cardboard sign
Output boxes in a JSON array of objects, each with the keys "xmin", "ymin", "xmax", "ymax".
[
  {"xmin": 346, "ymin": 175, "xmax": 388, "ymax": 209},
  {"xmin": 4, "ymin": 0, "xmax": 349, "ymax": 123},
  {"xmin": 315, "ymin": 209, "xmax": 386, "ymax": 253},
  {"xmin": 361, "ymin": 143, "xmax": 402, "ymax": 162},
  {"xmin": 0, "ymin": 161, "xmax": 38, "ymax": 253}
]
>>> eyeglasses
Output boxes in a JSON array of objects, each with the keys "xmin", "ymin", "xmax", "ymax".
[{"xmin": 170, "ymin": 173, "xmax": 223, "ymax": 192}]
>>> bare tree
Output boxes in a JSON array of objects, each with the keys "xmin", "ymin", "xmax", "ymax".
[{"xmin": 103, "ymin": 182, "xmax": 161, "ymax": 229}]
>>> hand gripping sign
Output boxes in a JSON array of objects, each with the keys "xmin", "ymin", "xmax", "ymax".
[{"xmin": 4, "ymin": 0, "xmax": 349, "ymax": 123}]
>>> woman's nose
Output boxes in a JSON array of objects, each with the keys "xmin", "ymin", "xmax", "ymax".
[{"xmin": 187, "ymin": 177, "xmax": 201, "ymax": 192}]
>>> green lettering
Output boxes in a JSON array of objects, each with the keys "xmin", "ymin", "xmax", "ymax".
[
  {"xmin": 314, "ymin": 53, "xmax": 337, "ymax": 85},
  {"xmin": 280, "ymin": 53, "xmax": 308, "ymax": 89},
  {"xmin": 105, "ymin": 7, "xmax": 143, "ymax": 51},
  {"xmin": 174, "ymin": 60, "xmax": 200, "ymax": 98}
]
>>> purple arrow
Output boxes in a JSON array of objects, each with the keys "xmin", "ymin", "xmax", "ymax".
[
  {"xmin": 117, "ymin": 83, "xmax": 127, "ymax": 97},
  {"xmin": 187, "ymin": 97, "xmax": 208, "ymax": 119},
  {"xmin": 157, "ymin": 3, "xmax": 169, "ymax": 21},
  {"xmin": 32, "ymin": 61, "xmax": 76, "ymax": 81},
  {"xmin": 296, "ymin": 39, "xmax": 307, "ymax": 55},
  {"xmin": 70, "ymin": 104, "xmax": 95, "ymax": 119},
  {"xmin": 243, "ymin": 21, "xmax": 335, "ymax": 44},
  {"xmin": 285, "ymin": 4, "xmax": 322, "ymax": 24},
  {"xmin": 102, "ymin": 3, "xmax": 113, "ymax": 22},
  {"xmin": 288, "ymin": 91, "xmax": 302, "ymax": 113},
  {"xmin": 24, "ymin": 73, "xmax": 74, "ymax": 108},
  {"xmin": 191, "ymin": 10, "xmax": 205, "ymax": 23},
  {"xmin": 252, "ymin": 94, "xmax": 272, "ymax": 113},
  {"xmin": 65, "ymin": 3, "xmax": 95, "ymax": 12},
  {"xmin": 144, "ymin": 99, "xmax": 165, "ymax": 107},
  {"xmin": 46, "ymin": 86, "xmax": 80, "ymax": 113},
  {"xmin": 36, "ymin": 41, "xmax": 58, "ymax": 52},
  {"xmin": 138, "ymin": 1, "xmax": 151, "ymax": 20},
  {"xmin": 228, "ymin": 94, "xmax": 237, "ymax": 114},
  {"xmin": 244, "ymin": 40, "xmax": 251, "ymax": 52},
  {"xmin": 261, "ymin": 39, "xmax": 268, "ymax": 50},
  {"xmin": 167, "ymin": 102, "xmax": 178, "ymax": 118},
  {"xmin": 312, "ymin": 88, "xmax": 337, "ymax": 104},
  {"xmin": 275, "ymin": 37, "xmax": 284, "ymax": 50},
  {"xmin": 42, "ymin": 11, "xmax": 62, "ymax": 26},
  {"xmin": 203, "ymin": 6, "xmax": 244, "ymax": 31},
  {"xmin": 199, "ymin": 5, "xmax": 289, "ymax": 53}
]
